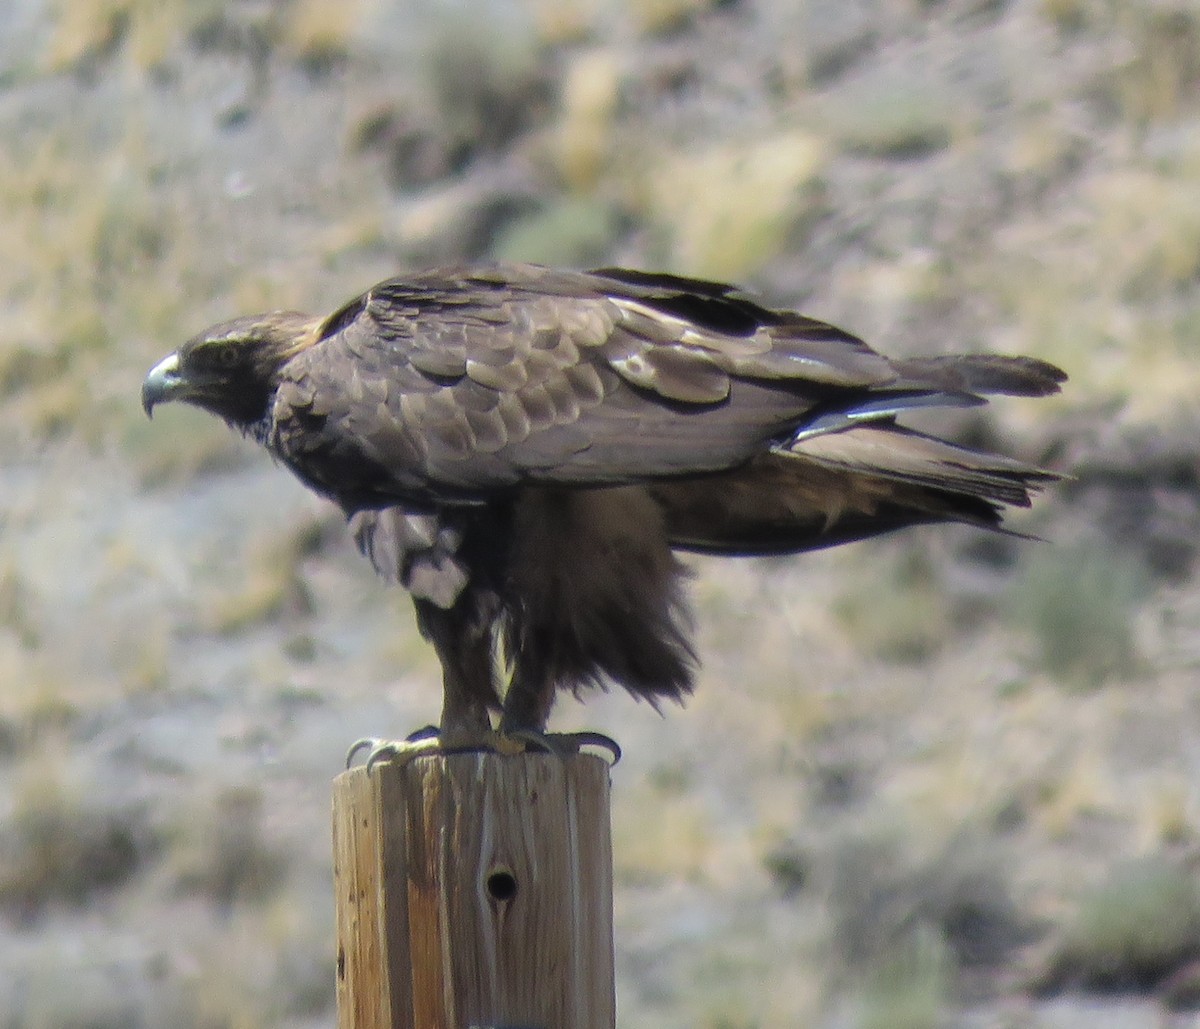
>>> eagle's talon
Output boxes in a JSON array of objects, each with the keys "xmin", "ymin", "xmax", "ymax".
[
  {"xmin": 561, "ymin": 731, "xmax": 622, "ymax": 765},
  {"xmin": 365, "ymin": 741, "xmax": 403, "ymax": 774},
  {"xmin": 345, "ymin": 728, "xmax": 621, "ymax": 769},
  {"xmin": 346, "ymin": 736, "xmax": 381, "ymax": 769},
  {"xmin": 364, "ymin": 743, "xmax": 397, "ymax": 774},
  {"xmin": 346, "ymin": 734, "xmax": 442, "ymax": 771},
  {"xmin": 368, "ymin": 735, "xmax": 442, "ymax": 772},
  {"xmin": 502, "ymin": 729, "xmax": 622, "ymax": 765}
]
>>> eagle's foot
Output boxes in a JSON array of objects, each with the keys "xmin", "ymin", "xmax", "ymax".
[
  {"xmin": 345, "ymin": 728, "xmax": 621, "ymax": 771},
  {"xmin": 345, "ymin": 730, "xmax": 444, "ymax": 772},
  {"xmin": 344, "ymin": 727, "xmax": 532, "ymax": 772},
  {"xmin": 503, "ymin": 729, "xmax": 622, "ymax": 765}
]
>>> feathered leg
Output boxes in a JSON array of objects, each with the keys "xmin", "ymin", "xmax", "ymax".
[
  {"xmin": 498, "ymin": 654, "xmax": 556, "ymax": 735},
  {"xmin": 414, "ymin": 595, "xmax": 498, "ymax": 736},
  {"xmin": 346, "ymin": 592, "xmax": 501, "ymax": 768},
  {"xmin": 493, "ymin": 486, "xmax": 694, "ymax": 763}
]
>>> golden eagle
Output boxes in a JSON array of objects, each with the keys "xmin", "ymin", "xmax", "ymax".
[{"xmin": 142, "ymin": 263, "xmax": 1063, "ymax": 759}]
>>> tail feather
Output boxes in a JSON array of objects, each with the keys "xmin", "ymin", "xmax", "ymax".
[
  {"xmin": 893, "ymin": 354, "xmax": 1067, "ymax": 398},
  {"xmin": 654, "ymin": 424, "xmax": 1058, "ymax": 557},
  {"xmin": 784, "ymin": 424, "xmax": 1058, "ymax": 508},
  {"xmin": 783, "ymin": 354, "xmax": 1066, "ymax": 448}
]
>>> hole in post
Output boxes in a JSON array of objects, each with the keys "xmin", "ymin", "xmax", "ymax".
[{"xmin": 486, "ymin": 868, "xmax": 518, "ymax": 902}]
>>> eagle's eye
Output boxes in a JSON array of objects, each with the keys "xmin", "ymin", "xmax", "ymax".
[{"xmin": 192, "ymin": 342, "xmax": 242, "ymax": 372}]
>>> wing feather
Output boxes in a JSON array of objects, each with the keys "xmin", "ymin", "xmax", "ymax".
[
  {"xmin": 606, "ymin": 343, "xmax": 731, "ymax": 403},
  {"xmin": 269, "ymin": 263, "xmax": 1064, "ymax": 509}
]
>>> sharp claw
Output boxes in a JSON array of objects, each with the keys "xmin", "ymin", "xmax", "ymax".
[
  {"xmin": 344, "ymin": 727, "xmax": 622, "ymax": 770},
  {"xmin": 500, "ymin": 729, "xmax": 622, "ymax": 765},
  {"xmin": 347, "ymin": 735, "xmax": 433, "ymax": 772},
  {"xmin": 349, "ymin": 736, "xmax": 438, "ymax": 773},
  {"xmin": 564, "ymin": 731, "xmax": 622, "ymax": 766},
  {"xmin": 347, "ymin": 726, "xmax": 447, "ymax": 772},
  {"xmin": 365, "ymin": 742, "xmax": 400, "ymax": 774},
  {"xmin": 346, "ymin": 737, "xmax": 380, "ymax": 769}
]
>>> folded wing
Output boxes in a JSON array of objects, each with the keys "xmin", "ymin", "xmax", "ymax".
[{"xmin": 270, "ymin": 263, "xmax": 1064, "ymax": 508}]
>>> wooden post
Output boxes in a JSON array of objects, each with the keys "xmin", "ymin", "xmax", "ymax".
[{"xmin": 332, "ymin": 752, "xmax": 615, "ymax": 1029}]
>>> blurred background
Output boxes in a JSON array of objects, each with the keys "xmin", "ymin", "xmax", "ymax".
[{"xmin": 2, "ymin": 0, "xmax": 1199, "ymax": 1025}]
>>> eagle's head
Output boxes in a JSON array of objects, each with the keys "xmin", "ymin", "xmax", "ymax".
[{"xmin": 142, "ymin": 311, "xmax": 322, "ymax": 431}]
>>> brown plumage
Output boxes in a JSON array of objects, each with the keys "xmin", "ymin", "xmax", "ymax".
[{"xmin": 142, "ymin": 263, "xmax": 1064, "ymax": 740}]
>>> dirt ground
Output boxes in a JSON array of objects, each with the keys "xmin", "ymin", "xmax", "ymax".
[{"xmin": 3, "ymin": 0, "xmax": 1200, "ymax": 1026}]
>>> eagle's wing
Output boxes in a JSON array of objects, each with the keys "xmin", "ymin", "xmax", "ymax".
[{"xmin": 270, "ymin": 264, "xmax": 1062, "ymax": 505}]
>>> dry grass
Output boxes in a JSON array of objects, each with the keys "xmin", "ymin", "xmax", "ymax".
[
  {"xmin": 624, "ymin": 0, "xmax": 715, "ymax": 37},
  {"xmin": 822, "ymin": 827, "xmax": 1032, "ymax": 976},
  {"xmin": 280, "ymin": 0, "xmax": 362, "ymax": 69},
  {"xmin": 168, "ymin": 786, "xmax": 289, "ymax": 907},
  {"xmin": 615, "ymin": 781, "xmax": 718, "ymax": 882},
  {"xmin": 833, "ymin": 545, "xmax": 954, "ymax": 665},
  {"xmin": 854, "ymin": 931, "xmax": 951, "ymax": 1029},
  {"xmin": 552, "ymin": 48, "xmax": 623, "ymax": 192},
  {"xmin": 636, "ymin": 131, "xmax": 827, "ymax": 280},
  {"xmin": 46, "ymin": 0, "xmax": 369, "ymax": 78},
  {"xmin": 45, "ymin": 0, "xmax": 205, "ymax": 74},
  {"xmin": 418, "ymin": 7, "xmax": 549, "ymax": 168},
  {"xmin": 525, "ymin": 0, "xmax": 602, "ymax": 45},
  {"xmin": 492, "ymin": 195, "xmax": 624, "ymax": 266},
  {"xmin": 192, "ymin": 518, "xmax": 322, "ymax": 636},
  {"xmin": 1104, "ymin": 4, "xmax": 1200, "ymax": 125},
  {"xmin": 1005, "ymin": 543, "xmax": 1151, "ymax": 687},
  {"xmin": 952, "ymin": 149, "xmax": 1200, "ymax": 431},
  {"xmin": 0, "ymin": 762, "xmax": 159, "ymax": 921},
  {"xmin": 0, "ymin": 128, "xmax": 214, "ymax": 451},
  {"xmin": 168, "ymin": 899, "xmax": 333, "ymax": 1026},
  {"xmin": 811, "ymin": 64, "xmax": 963, "ymax": 158},
  {"xmin": 1037, "ymin": 855, "xmax": 1200, "ymax": 992}
]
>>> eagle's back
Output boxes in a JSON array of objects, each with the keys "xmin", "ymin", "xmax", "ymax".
[{"xmin": 267, "ymin": 263, "xmax": 1060, "ymax": 512}]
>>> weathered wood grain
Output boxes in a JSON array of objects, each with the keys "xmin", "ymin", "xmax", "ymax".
[{"xmin": 333, "ymin": 753, "xmax": 614, "ymax": 1029}]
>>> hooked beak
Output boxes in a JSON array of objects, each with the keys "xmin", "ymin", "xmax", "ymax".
[{"xmin": 141, "ymin": 352, "xmax": 185, "ymax": 417}]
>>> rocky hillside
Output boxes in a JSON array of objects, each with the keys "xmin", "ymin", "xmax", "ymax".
[{"xmin": 2, "ymin": 0, "xmax": 1200, "ymax": 1026}]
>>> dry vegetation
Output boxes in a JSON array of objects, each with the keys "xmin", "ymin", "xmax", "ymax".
[{"xmin": 2, "ymin": 0, "xmax": 1200, "ymax": 1026}]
